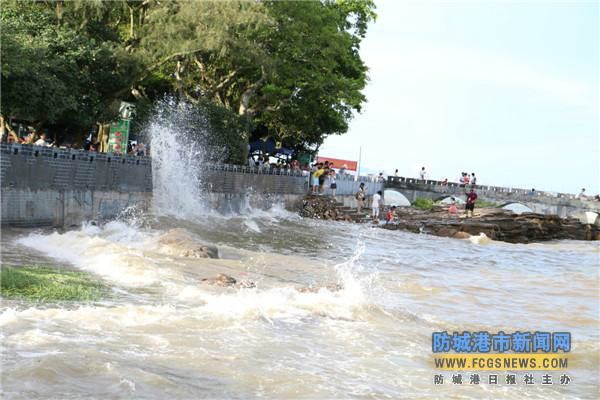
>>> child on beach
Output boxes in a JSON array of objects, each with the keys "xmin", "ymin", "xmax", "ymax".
[
  {"xmin": 448, "ymin": 197, "xmax": 458, "ymax": 214},
  {"xmin": 329, "ymin": 170, "xmax": 337, "ymax": 199},
  {"xmin": 386, "ymin": 206, "xmax": 396, "ymax": 224}
]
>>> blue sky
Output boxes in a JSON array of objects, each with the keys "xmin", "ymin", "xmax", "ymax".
[{"xmin": 319, "ymin": 0, "xmax": 599, "ymax": 194}]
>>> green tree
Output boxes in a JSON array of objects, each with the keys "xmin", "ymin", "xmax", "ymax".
[
  {"xmin": 136, "ymin": 0, "xmax": 376, "ymax": 152},
  {"xmin": 1, "ymin": 0, "xmax": 376, "ymax": 159},
  {"xmin": 254, "ymin": 0, "xmax": 376, "ymax": 151},
  {"xmin": 0, "ymin": 3, "xmax": 138, "ymax": 132}
]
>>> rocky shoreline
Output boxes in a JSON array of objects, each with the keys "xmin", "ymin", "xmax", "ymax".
[{"xmin": 299, "ymin": 195, "xmax": 599, "ymax": 243}]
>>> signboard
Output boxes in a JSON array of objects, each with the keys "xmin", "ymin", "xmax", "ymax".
[
  {"xmin": 107, "ymin": 119, "xmax": 130, "ymax": 155},
  {"xmin": 316, "ymin": 156, "xmax": 358, "ymax": 171},
  {"xmin": 107, "ymin": 101, "xmax": 135, "ymax": 155}
]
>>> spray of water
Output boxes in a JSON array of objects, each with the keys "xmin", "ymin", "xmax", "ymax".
[{"xmin": 147, "ymin": 100, "xmax": 224, "ymax": 219}]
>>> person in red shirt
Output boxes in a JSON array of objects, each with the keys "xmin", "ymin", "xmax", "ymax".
[
  {"xmin": 465, "ymin": 189, "xmax": 478, "ymax": 217},
  {"xmin": 386, "ymin": 206, "xmax": 397, "ymax": 224}
]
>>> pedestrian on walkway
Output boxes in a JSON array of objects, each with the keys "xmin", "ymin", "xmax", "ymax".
[{"xmin": 355, "ymin": 182, "xmax": 366, "ymax": 213}]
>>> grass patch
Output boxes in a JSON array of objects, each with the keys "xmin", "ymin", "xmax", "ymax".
[
  {"xmin": 1, "ymin": 265, "xmax": 106, "ymax": 302},
  {"xmin": 476, "ymin": 200, "xmax": 501, "ymax": 208},
  {"xmin": 412, "ymin": 198, "xmax": 434, "ymax": 210}
]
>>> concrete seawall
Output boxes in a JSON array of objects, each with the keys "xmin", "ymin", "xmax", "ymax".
[
  {"xmin": 6, "ymin": 143, "xmax": 592, "ymax": 227},
  {"xmin": 200, "ymin": 166, "xmax": 384, "ymax": 213},
  {"xmin": 0, "ymin": 144, "xmax": 390, "ymax": 226},
  {"xmin": 1, "ymin": 144, "xmax": 152, "ymax": 227},
  {"xmin": 200, "ymin": 167, "xmax": 308, "ymax": 213},
  {"xmin": 1, "ymin": 145, "xmax": 316, "ymax": 225}
]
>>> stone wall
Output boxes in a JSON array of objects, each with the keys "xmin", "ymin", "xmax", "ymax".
[{"xmin": 1, "ymin": 143, "xmax": 152, "ymax": 226}]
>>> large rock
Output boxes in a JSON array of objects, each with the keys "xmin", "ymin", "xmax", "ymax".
[
  {"xmin": 157, "ymin": 228, "xmax": 219, "ymax": 258},
  {"xmin": 200, "ymin": 273, "xmax": 256, "ymax": 288},
  {"xmin": 298, "ymin": 195, "xmax": 599, "ymax": 243},
  {"xmin": 381, "ymin": 208, "xmax": 599, "ymax": 243},
  {"xmin": 299, "ymin": 195, "xmax": 358, "ymax": 222}
]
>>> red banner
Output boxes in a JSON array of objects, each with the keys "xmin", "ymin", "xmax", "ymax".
[{"xmin": 316, "ymin": 156, "xmax": 358, "ymax": 171}]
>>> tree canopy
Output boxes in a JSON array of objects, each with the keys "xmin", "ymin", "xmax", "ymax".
[{"xmin": 1, "ymin": 0, "xmax": 376, "ymax": 157}]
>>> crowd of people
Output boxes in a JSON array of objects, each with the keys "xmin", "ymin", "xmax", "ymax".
[
  {"xmin": 248, "ymin": 155, "xmax": 303, "ymax": 173},
  {"xmin": 459, "ymin": 172, "xmax": 477, "ymax": 186},
  {"xmin": 0, "ymin": 116, "xmax": 148, "ymax": 156},
  {"xmin": 310, "ymin": 161, "xmax": 338, "ymax": 196},
  {"xmin": 308, "ymin": 162, "xmax": 600, "ymax": 223}
]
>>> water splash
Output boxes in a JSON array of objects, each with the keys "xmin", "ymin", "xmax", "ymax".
[{"xmin": 147, "ymin": 100, "xmax": 218, "ymax": 220}]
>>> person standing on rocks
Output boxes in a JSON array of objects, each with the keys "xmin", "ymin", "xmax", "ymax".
[
  {"xmin": 465, "ymin": 189, "xmax": 478, "ymax": 218},
  {"xmin": 310, "ymin": 163, "xmax": 318, "ymax": 194},
  {"xmin": 313, "ymin": 163, "xmax": 325, "ymax": 194},
  {"xmin": 372, "ymin": 190, "xmax": 383, "ymax": 221},
  {"xmin": 318, "ymin": 163, "xmax": 329, "ymax": 194},
  {"xmin": 355, "ymin": 182, "xmax": 366, "ymax": 213},
  {"xmin": 329, "ymin": 169, "xmax": 337, "ymax": 199},
  {"xmin": 419, "ymin": 167, "xmax": 427, "ymax": 181}
]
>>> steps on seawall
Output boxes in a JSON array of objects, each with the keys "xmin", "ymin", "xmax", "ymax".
[{"xmin": 300, "ymin": 195, "xmax": 375, "ymax": 223}]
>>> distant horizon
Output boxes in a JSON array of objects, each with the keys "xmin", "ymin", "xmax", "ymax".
[{"xmin": 320, "ymin": 0, "xmax": 598, "ymax": 196}]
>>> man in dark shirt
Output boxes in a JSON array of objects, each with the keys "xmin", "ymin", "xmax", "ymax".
[{"xmin": 465, "ymin": 189, "xmax": 478, "ymax": 218}]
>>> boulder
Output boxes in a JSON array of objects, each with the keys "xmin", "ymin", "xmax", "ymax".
[
  {"xmin": 382, "ymin": 208, "xmax": 599, "ymax": 244},
  {"xmin": 200, "ymin": 273, "xmax": 256, "ymax": 288},
  {"xmin": 157, "ymin": 228, "xmax": 218, "ymax": 258},
  {"xmin": 201, "ymin": 273, "xmax": 237, "ymax": 287}
]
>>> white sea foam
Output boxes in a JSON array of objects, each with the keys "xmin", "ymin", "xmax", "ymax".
[
  {"xmin": 16, "ymin": 223, "xmax": 166, "ymax": 286},
  {"xmin": 468, "ymin": 232, "xmax": 493, "ymax": 245}
]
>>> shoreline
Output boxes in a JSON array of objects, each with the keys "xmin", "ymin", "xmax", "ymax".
[{"xmin": 299, "ymin": 195, "xmax": 600, "ymax": 244}]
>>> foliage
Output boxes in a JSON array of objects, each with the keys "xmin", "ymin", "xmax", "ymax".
[
  {"xmin": 0, "ymin": 265, "xmax": 106, "ymax": 302},
  {"xmin": 253, "ymin": 0, "xmax": 374, "ymax": 151},
  {"xmin": 476, "ymin": 200, "xmax": 501, "ymax": 208},
  {"xmin": 412, "ymin": 198, "xmax": 434, "ymax": 210},
  {"xmin": 0, "ymin": 2, "xmax": 138, "ymax": 131},
  {"xmin": 1, "ymin": 0, "xmax": 376, "ymax": 158},
  {"xmin": 199, "ymin": 100, "xmax": 253, "ymax": 164},
  {"xmin": 137, "ymin": 98, "xmax": 251, "ymax": 164}
]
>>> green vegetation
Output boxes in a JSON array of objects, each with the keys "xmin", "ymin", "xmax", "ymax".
[
  {"xmin": 1, "ymin": 266, "xmax": 106, "ymax": 302},
  {"xmin": 412, "ymin": 198, "xmax": 434, "ymax": 210},
  {"xmin": 1, "ymin": 0, "xmax": 376, "ymax": 157},
  {"xmin": 476, "ymin": 200, "xmax": 501, "ymax": 208}
]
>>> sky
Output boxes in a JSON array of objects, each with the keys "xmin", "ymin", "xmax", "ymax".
[{"xmin": 319, "ymin": 0, "xmax": 599, "ymax": 195}]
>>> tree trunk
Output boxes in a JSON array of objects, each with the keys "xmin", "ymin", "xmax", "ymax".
[
  {"xmin": 55, "ymin": 1, "xmax": 64, "ymax": 25},
  {"xmin": 129, "ymin": 6, "xmax": 135, "ymax": 39}
]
